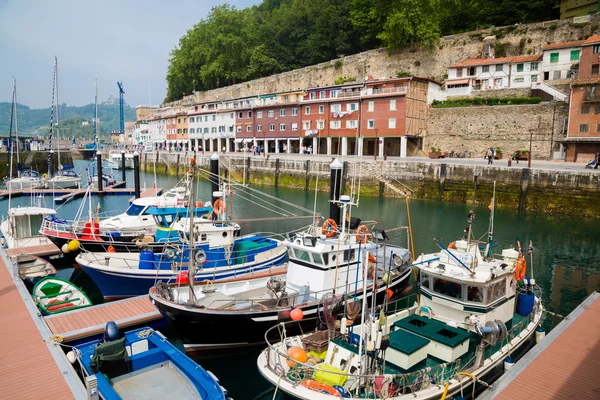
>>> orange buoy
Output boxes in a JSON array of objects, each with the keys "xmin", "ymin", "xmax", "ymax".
[
  {"xmin": 515, "ymin": 257, "xmax": 527, "ymax": 281},
  {"xmin": 301, "ymin": 380, "xmax": 342, "ymax": 397},
  {"xmin": 213, "ymin": 199, "xmax": 226, "ymax": 215},
  {"xmin": 385, "ymin": 288, "xmax": 394, "ymax": 300},
  {"xmin": 196, "ymin": 200, "xmax": 203, "ymax": 208},
  {"xmin": 448, "ymin": 241, "xmax": 456, "ymax": 249},
  {"xmin": 190, "ymin": 157, "xmax": 196, "ymax": 165},
  {"xmin": 321, "ymin": 219, "xmax": 337, "ymax": 238},
  {"xmin": 107, "ymin": 245, "xmax": 116, "ymax": 253},
  {"xmin": 287, "ymin": 346, "xmax": 308, "ymax": 368},
  {"xmin": 290, "ymin": 308, "xmax": 304, "ymax": 321},
  {"xmin": 356, "ymin": 225, "xmax": 369, "ymax": 244}
]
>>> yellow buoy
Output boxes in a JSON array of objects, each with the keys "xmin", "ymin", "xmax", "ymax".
[{"xmin": 67, "ymin": 240, "xmax": 80, "ymax": 252}]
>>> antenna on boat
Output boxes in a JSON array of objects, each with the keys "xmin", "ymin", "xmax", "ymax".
[
  {"xmin": 8, "ymin": 77, "xmax": 16, "ymax": 210},
  {"xmin": 56, "ymin": 56, "xmax": 61, "ymax": 174}
]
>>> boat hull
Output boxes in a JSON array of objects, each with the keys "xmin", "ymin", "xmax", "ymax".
[
  {"xmin": 79, "ymin": 251, "xmax": 288, "ymax": 300},
  {"xmin": 151, "ymin": 268, "xmax": 412, "ymax": 349},
  {"xmin": 46, "ymin": 177, "xmax": 81, "ymax": 189}
]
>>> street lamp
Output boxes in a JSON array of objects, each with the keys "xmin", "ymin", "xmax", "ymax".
[{"xmin": 374, "ymin": 128, "xmax": 379, "ymax": 160}]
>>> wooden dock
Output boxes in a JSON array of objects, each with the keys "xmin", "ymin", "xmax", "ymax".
[
  {"xmin": 45, "ymin": 296, "xmax": 163, "ymax": 342},
  {"xmin": 5, "ymin": 242, "xmax": 61, "ymax": 258},
  {"xmin": 0, "ymin": 252, "xmax": 82, "ymax": 399},
  {"xmin": 480, "ymin": 292, "xmax": 600, "ymax": 400}
]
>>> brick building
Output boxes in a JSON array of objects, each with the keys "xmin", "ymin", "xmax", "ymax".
[{"xmin": 566, "ymin": 35, "xmax": 600, "ymax": 162}]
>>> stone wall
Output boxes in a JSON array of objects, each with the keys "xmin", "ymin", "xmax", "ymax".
[
  {"xmin": 426, "ymin": 103, "xmax": 568, "ymax": 159},
  {"xmin": 463, "ymin": 88, "xmax": 533, "ymax": 99},
  {"xmin": 164, "ymin": 16, "xmax": 600, "ymax": 108}
]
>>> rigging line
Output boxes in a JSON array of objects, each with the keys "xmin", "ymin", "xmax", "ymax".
[
  {"xmin": 233, "ymin": 195, "xmax": 290, "ymax": 217},
  {"xmin": 230, "ymin": 183, "xmax": 312, "ymax": 215},
  {"xmin": 231, "ymin": 189, "xmax": 298, "ymax": 216}
]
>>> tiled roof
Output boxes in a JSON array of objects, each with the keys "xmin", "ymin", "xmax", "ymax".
[
  {"xmin": 572, "ymin": 76, "xmax": 600, "ymax": 86},
  {"xmin": 542, "ymin": 40, "xmax": 586, "ymax": 50},
  {"xmin": 583, "ymin": 35, "xmax": 600, "ymax": 45},
  {"xmin": 449, "ymin": 57, "xmax": 515, "ymax": 68},
  {"xmin": 449, "ymin": 55, "xmax": 542, "ymax": 68},
  {"xmin": 511, "ymin": 54, "xmax": 543, "ymax": 63}
]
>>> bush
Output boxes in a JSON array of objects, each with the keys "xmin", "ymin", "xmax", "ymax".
[
  {"xmin": 334, "ymin": 60, "xmax": 343, "ymax": 70},
  {"xmin": 334, "ymin": 76, "xmax": 356, "ymax": 85},
  {"xmin": 396, "ymin": 71, "xmax": 412, "ymax": 78},
  {"xmin": 548, "ymin": 23, "xmax": 558, "ymax": 30},
  {"xmin": 414, "ymin": 60, "xmax": 421, "ymax": 67},
  {"xmin": 494, "ymin": 42, "xmax": 506, "ymax": 57},
  {"xmin": 432, "ymin": 97, "xmax": 542, "ymax": 108}
]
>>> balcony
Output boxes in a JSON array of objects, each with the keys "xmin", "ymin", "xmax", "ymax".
[{"xmin": 365, "ymin": 86, "xmax": 408, "ymax": 96}]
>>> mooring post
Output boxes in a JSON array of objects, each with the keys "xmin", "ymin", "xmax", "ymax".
[
  {"xmin": 518, "ymin": 168, "xmax": 530, "ymax": 214},
  {"xmin": 176, "ymin": 154, "xmax": 181, "ymax": 176},
  {"xmin": 210, "ymin": 153, "xmax": 220, "ymax": 203},
  {"xmin": 48, "ymin": 150, "xmax": 54, "ymax": 178},
  {"xmin": 341, "ymin": 161, "xmax": 349, "ymax": 195},
  {"xmin": 121, "ymin": 151, "xmax": 126, "ymax": 183},
  {"xmin": 96, "ymin": 151, "xmax": 103, "ymax": 193},
  {"xmin": 275, "ymin": 158, "xmax": 280, "ymax": 187},
  {"xmin": 329, "ymin": 159, "xmax": 343, "ymax": 224},
  {"xmin": 305, "ymin": 160, "xmax": 310, "ymax": 191},
  {"xmin": 439, "ymin": 163, "xmax": 447, "ymax": 201},
  {"xmin": 246, "ymin": 156, "xmax": 251, "ymax": 184},
  {"xmin": 133, "ymin": 151, "xmax": 141, "ymax": 199}
]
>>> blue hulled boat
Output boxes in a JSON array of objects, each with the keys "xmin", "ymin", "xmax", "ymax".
[{"xmin": 74, "ymin": 323, "xmax": 229, "ymax": 400}]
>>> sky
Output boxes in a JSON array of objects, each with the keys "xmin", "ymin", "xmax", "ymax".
[{"xmin": 0, "ymin": 0, "xmax": 261, "ymax": 109}]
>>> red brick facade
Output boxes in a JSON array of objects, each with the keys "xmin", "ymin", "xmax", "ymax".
[{"xmin": 566, "ymin": 35, "xmax": 600, "ymax": 161}]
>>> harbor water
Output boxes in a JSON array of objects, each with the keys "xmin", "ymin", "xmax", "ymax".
[{"xmin": 1, "ymin": 160, "xmax": 599, "ymax": 399}]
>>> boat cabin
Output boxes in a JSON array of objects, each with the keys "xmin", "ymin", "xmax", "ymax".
[{"xmin": 8, "ymin": 207, "xmax": 56, "ymax": 240}]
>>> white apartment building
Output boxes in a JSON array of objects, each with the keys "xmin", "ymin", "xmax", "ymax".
[
  {"xmin": 542, "ymin": 40, "xmax": 584, "ymax": 82},
  {"xmin": 445, "ymin": 57, "xmax": 513, "ymax": 96},
  {"xmin": 147, "ymin": 118, "xmax": 167, "ymax": 150},
  {"xmin": 188, "ymin": 103, "xmax": 235, "ymax": 152},
  {"xmin": 509, "ymin": 55, "xmax": 543, "ymax": 88},
  {"xmin": 131, "ymin": 122, "xmax": 149, "ymax": 146}
]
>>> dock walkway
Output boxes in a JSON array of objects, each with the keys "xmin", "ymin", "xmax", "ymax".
[
  {"xmin": 45, "ymin": 296, "xmax": 162, "ymax": 342},
  {"xmin": 0, "ymin": 184, "xmax": 161, "ymax": 204},
  {"xmin": 0, "ymin": 252, "xmax": 81, "ymax": 399},
  {"xmin": 480, "ymin": 292, "xmax": 600, "ymax": 399}
]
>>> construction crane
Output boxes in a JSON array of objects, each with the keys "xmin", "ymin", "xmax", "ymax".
[{"xmin": 117, "ymin": 81, "xmax": 124, "ymax": 134}]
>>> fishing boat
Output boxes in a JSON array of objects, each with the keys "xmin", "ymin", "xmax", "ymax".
[
  {"xmin": 16, "ymin": 255, "xmax": 56, "ymax": 284},
  {"xmin": 72, "ymin": 323, "xmax": 229, "ymax": 400},
  {"xmin": 45, "ymin": 57, "xmax": 81, "ymax": 189},
  {"xmin": 149, "ymin": 159, "xmax": 413, "ymax": 350},
  {"xmin": 33, "ymin": 277, "xmax": 92, "ymax": 315},
  {"xmin": 257, "ymin": 199, "xmax": 544, "ymax": 399},
  {"xmin": 0, "ymin": 202, "xmax": 57, "ymax": 249}
]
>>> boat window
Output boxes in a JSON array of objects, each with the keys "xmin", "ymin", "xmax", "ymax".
[
  {"xmin": 312, "ymin": 253, "xmax": 324, "ymax": 265},
  {"xmin": 13, "ymin": 215, "xmax": 30, "ymax": 239},
  {"xmin": 322, "ymin": 253, "xmax": 329, "ymax": 265},
  {"xmin": 432, "ymin": 278, "xmax": 463, "ymax": 300},
  {"xmin": 467, "ymin": 285, "xmax": 484, "ymax": 303},
  {"xmin": 293, "ymin": 249, "xmax": 312, "ymax": 263},
  {"xmin": 343, "ymin": 249, "xmax": 356, "ymax": 262},
  {"xmin": 163, "ymin": 215, "xmax": 174, "ymax": 225},
  {"xmin": 201, "ymin": 233, "xmax": 207, "ymax": 241},
  {"xmin": 30, "ymin": 214, "xmax": 44, "ymax": 237},
  {"xmin": 420, "ymin": 271, "xmax": 431, "ymax": 289},
  {"xmin": 126, "ymin": 204, "xmax": 145, "ymax": 216},
  {"xmin": 488, "ymin": 281, "xmax": 506, "ymax": 303}
]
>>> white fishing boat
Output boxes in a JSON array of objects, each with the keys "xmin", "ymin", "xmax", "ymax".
[
  {"xmin": 258, "ymin": 192, "xmax": 544, "ymax": 399},
  {"xmin": 150, "ymin": 159, "xmax": 413, "ymax": 349},
  {"xmin": 45, "ymin": 57, "xmax": 81, "ymax": 189},
  {"xmin": 0, "ymin": 204, "xmax": 58, "ymax": 249}
]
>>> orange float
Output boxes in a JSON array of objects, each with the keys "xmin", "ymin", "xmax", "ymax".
[
  {"xmin": 356, "ymin": 225, "xmax": 369, "ymax": 244},
  {"xmin": 213, "ymin": 199, "xmax": 226, "ymax": 215},
  {"xmin": 301, "ymin": 380, "xmax": 342, "ymax": 397},
  {"xmin": 286, "ymin": 346, "xmax": 308, "ymax": 368},
  {"xmin": 448, "ymin": 241, "xmax": 456, "ymax": 249},
  {"xmin": 515, "ymin": 257, "xmax": 527, "ymax": 281},
  {"xmin": 321, "ymin": 219, "xmax": 337, "ymax": 238},
  {"xmin": 196, "ymin": 200, "xmax": 203, "ymax": 208}
]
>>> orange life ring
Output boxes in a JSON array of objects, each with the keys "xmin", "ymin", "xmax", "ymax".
[
  {"xmin": 321, "ymin": 219, "xmax": 337, "ymax": 237},
  {"xmin": 515, "ymin": 257, "xmax": 527, "ymax": 281},
  {"xmin": 301, "ymin": 380, "xmax": 342, "ymax": 397},
  {"xmin": 356, "ymin": 225, "xmax": 369, "ymax": 244},
  {"xmin": 213, "ymin": 199, "xmax": 226, "ymax": 215},
  {"xmin": 448, "ymin": 241, "xmax": 456, "ymax": 249}
]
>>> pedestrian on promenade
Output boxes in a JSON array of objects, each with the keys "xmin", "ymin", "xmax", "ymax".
[{"xmin": 595, "ymin": 152, "xmax": 600, "ymax": 169}]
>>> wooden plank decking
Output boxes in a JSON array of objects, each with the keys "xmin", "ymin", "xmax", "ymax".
[
  {"xmin": 481, "ymin": 292, "xmax": 600, "ymax": 400},
  {"xmin": 45, "ymin": 295, "xmax": 162, "ymax": 342},
  {"xmin": 128, "ymin": 187, "xmax": 162, "ymax": 202},
  {"xmin": 5, "ymin": 243, "xmax": 61, "ymax": 258},
  {"xmin": 0, "ymin": 255, "xmax": 75, "ymax": 399}
]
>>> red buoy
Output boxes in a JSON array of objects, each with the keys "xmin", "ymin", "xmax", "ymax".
[{"xmin": 176, "ymin": 271, "xmax": 189, "ymax": 284}]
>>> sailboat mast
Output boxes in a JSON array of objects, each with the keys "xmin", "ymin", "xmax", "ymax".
[
  {"xmin": 47, "ymin": 58, "xmax": 56, "ymax": 176},
  {"xmin": 8, "ymin": 78, "xmax": 16, "ymax": 210},
  {"xmin": 187, "ymin": 158, "xmax": 197, "ymax": 303},
  {"xmin": 14, "ymin": 78, "xmax": 19, "ymax": 166},
  {"xmin": 488, "ymin": 181, "xmax": 496, "ymax": 257},
  {"xmin": 56, "ymin": 56, "xmax": 61, "ymax": 169},
  {"xmin": 93, "ymin": 79, "xmax": 98, "ymax": 177}
]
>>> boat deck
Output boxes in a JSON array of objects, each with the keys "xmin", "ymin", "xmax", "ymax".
[
  {"xmin": 0, "ymin": 253, "xmax": 78, "ymax": 399},
  {"xmin": 480, "ymin": 292, "xmax": 600, "ymax": 400},
  {"xmin": 45, "ymin": 295, "xmax": 163, "ymax": 342}
]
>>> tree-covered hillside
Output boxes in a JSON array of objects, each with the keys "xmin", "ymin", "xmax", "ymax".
[
  {"xmin": 0, "ymin": 101, "xmax": 136, "ymax": 138},
  {"xmin": 165, "ymin": 0, "xmax": 560, "ymax": 102}
]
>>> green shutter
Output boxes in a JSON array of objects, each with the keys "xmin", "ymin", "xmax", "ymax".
[
  {"xmin": 550, "ymin": 53, "xmax": 559, "ymax": 63},
  {"xmin": 570, "ymin": 50, "xmax": 580, "ymax": 61},
  {"xmin": 517, "ymin": 63, "xmax": 523, "ymax": 72}
]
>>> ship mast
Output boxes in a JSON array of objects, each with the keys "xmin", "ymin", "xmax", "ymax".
[
  {"xmin": 187, "ymin": 157, "xmax": 198, "ymax": 304},
  {"xmin": 56, "ymin": 56, "xmax": 61, "ymax": 171}
]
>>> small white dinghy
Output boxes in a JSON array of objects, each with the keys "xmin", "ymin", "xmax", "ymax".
[
  {"xmin": 16, "ymin": 255, "xmax": 56, "ymax": 284},
  {"xmin": 33, "ymin": 277, "xmax": 92, "ymax": 315}
]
